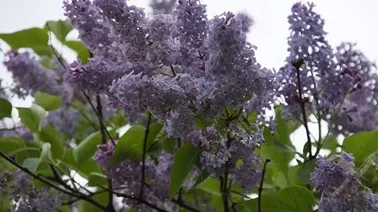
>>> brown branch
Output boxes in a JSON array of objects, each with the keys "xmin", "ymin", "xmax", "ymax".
[
  {"xmin": 140, "ymin": 113, "xmax": 152, "ymax": 199},
  {"xmin": 0, "ymin": 152, "xmax": 106, "ymax": 210},
  {"xmin": 257, "ymin": 159, "xmax": 271, "ymax": 212},
  {"xmin": 96, "ymin": 95, "xmax": 115, "ymax": 212},
  {"xmin": 112, "ymin": 191, "xmax": 168, "ymax": 212},
  {"xmin": 292, "ymin": 59, "xmax": 313, "ymax": 159},
  {"xmin": 81, "ymin": 89, "xmax": 116, "ymax": 146}
]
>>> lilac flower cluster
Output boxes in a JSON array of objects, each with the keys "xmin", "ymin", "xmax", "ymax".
[
  {"xmin": 3, "ymin": 51, "xmax": 73, "ymax": 101},
  {"xmin": 277, "ymin": 2, "xmax": 378, "ymax": 135},
  {"xmin": 64, "ymin": 0, "xmax": 274, "ymax": 139},
  {"xmin": 0, "ymin": 171, "xmax": 63, "ymax": 212},
  {"xmin": 325, "ymin": 43, "xmax": 378, "ymax": 135},
  {"xmin": 95, "ymin": 141, "xmax": 197, "ymax": 210},
  {"xmin": 310, "ymin": 152, "xmax": 378, "ymax": 211},
  {"xmin": 276, "ymin": 2, "xmax": 335, "ymax": 119},
  {"xmin": 186, "ymin": 124, "xmax": 263, "ymax": 191},
  {"xmin": 2, "ymin": 50, "xmax": 82, "ymax": 136}
]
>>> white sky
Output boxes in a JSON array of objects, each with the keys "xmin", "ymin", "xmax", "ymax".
[{"xmin": 0, "ymin": 0, "xmax": 377, "ymax": 155}]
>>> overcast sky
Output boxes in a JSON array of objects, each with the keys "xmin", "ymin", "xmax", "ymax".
[{"xmin": 0, "ymin": 0, "xmax": 377, "ymax": 155}]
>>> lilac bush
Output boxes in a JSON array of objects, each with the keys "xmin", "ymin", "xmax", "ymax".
[{"xmin": 0, "ymin": 1, "xmax": 378, "ymax": 212}]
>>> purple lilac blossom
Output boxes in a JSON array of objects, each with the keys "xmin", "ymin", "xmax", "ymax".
[
  {"xmin": 310, "ymin": 152, "xmax": 375, "ymax": 212},
  {"xmin": 186, "ymin": 124, "xmax": 263, "ymax": 191},
  {"xmin": 95, "ymin": 142, "xmax": 196, "ymax": 210},
  {"xmin": 64, "ymin": 58, "xmax": 124, "ymax": 93},
  {"xmin": 4, "ymin": 51, "xmax": 72, "ymax": 102},
  {"xmin": 172, "ymin": 0, "xmax": 208, "ymax": 67},
  {"xmin": 276, "ymin": 2, "xmax": 335, "ymax": 119},
  {"xmin": 325, "ymin": 42, "xmax": 378, "ymax": 135},
  {"xmin": 0, "ymin": 171, "xmax": 63, "ymax": 212}
]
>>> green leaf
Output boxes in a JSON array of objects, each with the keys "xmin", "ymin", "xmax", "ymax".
[
  {"xmin": 15, "ymin": 147, "xmax": 41, "ymax": 165},
  {"xmin": 322, "ymin": 134, "xmax": 339, "ymax": 151},
  {"xmin": 44, "ymin": 20, "xmax": 72, "ymax": 43},
  {"xmin": 34, "ymin": 92, "xmax": 62, "ymax": 111},
  {"xmin": 17, "ymin": 104, "xmax": 46, "ymax": 133},
  {"xmin": 169, "ymin": 143, "xmax": 199, "ymax": 197},
  {"xmin": 0, "ymin": 98, "xmax": 12, "ymax": 119},
  {"xmin": 88, "ymin": 173, "xmax": 107, "ymax": 187},
  {"xmin": 78, "ymin": 192, "xmax": 107, "ymax": 212},
  {"xmin": 22, "ymin": 158, "xmax": 39, "ymax": 173},
  {"xmin": 79, "ymin": 159, "xmax": 103, "ymax": 178},
  {"xmin": 73, "ymin": 131, "xmax": 101, "ymax": 166},
  {"xmin": 0, "ymin": 193, "xmax": 11, "ymax": 212},
  {"xmin": 196, "ymin": 177, "xmax": 221, "ymax": 196},
  {"xmin": 65, "ymin": 40, "xmax": 90, "ymax": 64},
  {"xmin": 297, "ymin": 160, "xmax": 316, "ymax": 185},
  {"xmin": 261, "ymin": 108, "xmax": 295, "ymax": 174},
  {"xmin": 147, "ymin": 140, "xmax": 163, "ymax": 158},
  {"xmin": 60, "ymin": 149, "xmax": 76, "ymax": 168},
  {"xmin": 287, "ymin": 165, "xmax": 303, "ymax": 187},
  {"xmin": 343, "ymin": 130, "xmax": 378, "ymax": 166},
  {"xmin": 57, "ymin": 206, "xmax": 71, "ymax": 212},
  {"xmin": 163, "ymin": 137, "xmax": 177, "ymax": 154},
  {"xmin": 195, "ymin": 116, "xmax": 214, "ymax": 128},
  {"xmin": 0, "ymin": 28, "xmax": 51, "ymax": 56},
  {"xmin": 39, "ymin": 125, "xmax": 64, "ymax": 159},
  {"xmin": 60, "ymin": 149, "xmax": 102, "ymax": 178},
  {"xmin": 0, "ymin": 136, "xmax": 26, "ymax": 155},
  {"xmin": 39, "ymin": 143, "xmax": 51, "ymax": 164},
  {"xmin": 237, "ymin": 186, "xmax": 314, "ymax": 212},
  {"xmin": 110, "ymin": 123, "xmax": 162, "ymax": 164}
]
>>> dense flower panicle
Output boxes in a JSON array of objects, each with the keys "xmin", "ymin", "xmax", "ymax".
[
  {"xmin": 277, "ymin": 2, "xmax": 335, "ymax": 119},
  {"xmin": 64, "ymin": 58, "xmax": 124, "ymax": 93},
  {"xmin": 94, "ymin": 0, "xmax": 149, "ymax": 62},
  {"xmin": 194, "ymin": 12, "xmax": 270, "ymax": 118},
  {"xmin": 186, "ymin": 124, "xmax": 263, "ymax": 191},
  {"xmin": 318, "ymin": 192, "xmax": 371, "ymax": 212},
  {"xmin": 95, "ymin": 142, "xmax": 195, "ymax": 209},
  {"xmin": 310, "ymin": 152, "xmax": 360, "ymax": 194},
  {"xmin": 146, "ymin": 15, "xmax": 178, "ymax": 66},
  {"xmin": 199, "ymin": 126, "xmax": 231, "ymax": 168},
  {"xmin": 310, "ymin": 152, "xmax": 378, "ymax": 212},
  {"xmin": 173, "ymin": 0, "xmax": 207, "ymax": 50},
  {"xmin": 110, "ymin": 73, "xmax": 200, "ymax": 136},
  {"xmin": 325, "ymin": 43, "xmax": 378, "ymax": 135},
  {"xmin": 63, "ymin": 0, "xmax": 113, "ymax": 55},
  {"xmin": 366, "ymin": 193, "xmax": 378, "ymax": 212},
  {"xmin": 0, "ymin": 171, "xmax": 62, "ymax": 212},
  {"xmin": 229, "ymin": 142, "xmax": 261, "ymax": 191},
  {"xmin": 4, "ymin": 51, "xmax": 70, "ymax": 100},
  {"xmin": 150, "ymin": 0, "xmax": 177, "ymax": 15}
]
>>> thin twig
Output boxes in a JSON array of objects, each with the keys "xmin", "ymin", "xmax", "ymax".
[
  {"xmin": 0, "ymin": 126, "xmax": 23, "ymax": 132},
  {"xmin": 0, "ymin": 152, "xmax": 106, "ymax": 210},
  {"xmin": 96, "ymin": 95, "xmax": 116, "ymax": 211},
  {"xmin": 170, "ymin": 65, "xmax": 177, "ymax": 77},
  {"xmin": 112, "ymin": 191, "xmax": 168, "ymax": 212},
  {"xmin": 292, "ymin": 59, "xmax": 312, "ymax": 158},
  {"xmin": 81, "ymin": 89, "xmax": 116, "ymax": 146},
  {"xmin": 222, "ymin": 132, "xmax": 232, "ymax": 212},
  {"xmin": 257, "ymin": 159, "xmax": 271, "ymax": 212},
  {"xmin": 140, "ymin": 113, "xmax": 152, "ymax": 199}
]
